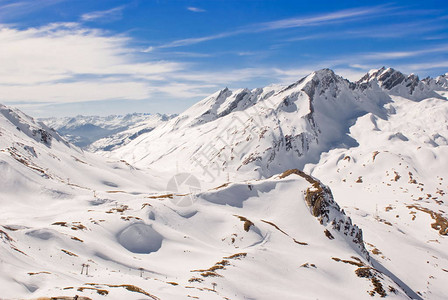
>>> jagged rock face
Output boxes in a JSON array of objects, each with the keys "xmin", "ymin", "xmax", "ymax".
[
  {"xmin": 113, "ymin": 69, "xmax": 391, "ymax": 179},
  {"xmin": 281, "ymin": 169, "xmax": 369, "ymax": 259},
  {"xmin": 0, "ymin": 104, "xmax": 67, "ymax": 147},
  {"xmin": 423, "ymin": 74, "xmax": 448, "ymax": 90},
  {"xmin": 358, "ymin": 67, "xmax": 442, "ymax": 101}
]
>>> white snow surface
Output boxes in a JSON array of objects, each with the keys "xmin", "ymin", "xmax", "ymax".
[{"xmin": 1, "ymin": 67, "xmax": 448, "ymax": 299}]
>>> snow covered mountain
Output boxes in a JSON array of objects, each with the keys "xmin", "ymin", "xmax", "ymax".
[
  {"xmin": 108, "ymin": 67, "xmax": 448, "ymax": 299},
  {"xmin": 1, "ymin": 67, "xmax": 448, "ymax": 299},
  {"xmin": 0, "ymin": 101, "xmax": 412, "ymax": 299},
  {"xmin": 111, "ymin": 68, "xmax": 392, "ymax": 177},
  {"xmin": 357, "ymin": 67, "xmax": 443, "ymax": 101},
  {"xmin": 41, "ymin": 113, "xmax": 175, "ymax": 149}
]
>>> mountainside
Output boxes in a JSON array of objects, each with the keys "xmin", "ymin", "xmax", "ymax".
[
  {"xmin": 41, "ymin": 113, "xmax": 176, "ymax": 149},
  {"xmin": 1, "ymin": 67, "xmax": 448, "ymax": 299},
  {"xmin": 107, "ymin": 67, "xmax": 448, "ymax": 299},
  {"xmin": 357, "ymin": 67, "xmax": 443, "ymax": 101},
  {"xmin": 0, "ymin": 103, "xmax": 412, "ymax": 299},
  {"xmin": 111, "ymin": 69, "xmax": 391, "ymax": 177}
]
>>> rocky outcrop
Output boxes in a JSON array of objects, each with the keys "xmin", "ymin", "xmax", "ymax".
[{"xmin": 280, "ymin": 169, "xmax": 370, "ymax": 260}]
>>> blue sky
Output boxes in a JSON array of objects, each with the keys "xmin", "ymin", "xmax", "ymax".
[{"xmin": 0, "ymin": 0, "xmax": 447, "ymax": 117}]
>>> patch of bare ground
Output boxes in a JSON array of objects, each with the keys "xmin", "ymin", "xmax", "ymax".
[
  {"xmin": 375, "ymin": 217, "xmax": 393, "ymax": 226},
  {"xmin": 189, "ymin": 253, "xmax": 247, "ymax": 283},
  {"xmin": 85, "ymin": 283, "xmax": 159, "ymax": 300},
  {"xmin": 365, "ymin": 242, "xmax": 385, "ymax": 259},
  {"xmin": 4, "ymin": 147, "xmax": 51, "ymax": 178},
  {"xmin": 200, "ymin": 271, "xmax": 222, "ymax": 278},
  {"xmin": 146, "ymin": 194, "xmax": 174, "ymax": 199},
  {"xmin": 332, "ymin": 257, "xmax": 364, "ymax": 267},
  {"xmin": 223, "ymin": 253, "xmax": 247, "ymax": 260},
  {"xmin": 408, "ymin": 172, "xmax": 417, "ymax": 184},
  {"xmin": 372, "ymin": 151, "xmax": 380, "ymax": 162},
  {"xmin": 191, "ymin": 258, "xmax": 232, "ymax": 280},
  {"xmin": 234, "ymin": 215, "xmax": 254, "ymax": 232},
  {"xmin": 2, "ymin": 225, "xmax": 19, "ymax": 231},
  {"xmin": 106, "ymin": 205, "xmax": 129, "ymax": 214},
  {"xmin": 212, "ymin": 182, "xmax": 230, "ymax": 190},
  {"xmin": 71, "ymin": 236, "xmax": 84, "ymax": 242},
  {"xmin": 324, "ymin": 229, "xmax": 334, "ymax": 240},
  {"xmin": 279, "ymin": 169, "xmax": 314, "ymax": 182},
  {"xmin": 1, "ymin": 229, "xmax": 27, "ymax": 255},
  {"xmin": 61, "ymin": 249, "xmax": 78, "ymax": 257},
  {"xmin": 300, "ymin": 263, "xmax": 317, "ymax": 268},
  {"xmin": 28, "ymin": 271, "xmax": 51, "ymax": 275},
  {"xmin": 77, "ymin": 287, "xmax": 109, "ymax": 295},
  {"xmin": 407, "ymin": 205, "xmax": 448, "ymax": 235},
  {"xmin": 0, "ymin": 229, "xmax": 13, "ymax": 242},
  {"xmin": 121, "ymin": 215, "xmax": 142, "ymax": 221},
  {"xmin": 51, "ymin": 222, "xmax": 87, "ymax": 231},
  {"xmin": 333, "ymin": 257, "xmax": 388, "ymax": 297},
  {"xmin": 355, "ymin": 268, "xmax": 387, "ymax": 297},
  {"xmin": 385, "ymin": 205, "xmax": 394, "ymax": 212},
  {"xmin": 392, "ymin": 171, "xmax": 400, "ymax": 182},
  {"xmin": 261, "ymin": 219, "xmax": 308, "ymax": 245}
]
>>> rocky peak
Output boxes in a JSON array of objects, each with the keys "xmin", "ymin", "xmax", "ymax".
[{"xmin": 358, "ymin": 67, "xmax": 442, "ymax": 100}]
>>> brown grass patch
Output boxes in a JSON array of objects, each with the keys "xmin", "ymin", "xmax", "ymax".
[
  {"xmin": 234, "ymin": 215, "xmax": 254, "ymax": 232},
  {"xmin": 106, "ymin": 205, "xmax": 129, "ymax": 214},
  {"xmin": 28, "ymin": 271, "xmax": 51, "ymax": 275},
  {"xmin": 224, "ymin": 253, "xmax": 247, "ymax": 260},
  {"xmin": 332, "ymin": 257, "xmax": 364, "ymax": 267},
  {"xmin": 61, "ymin": 249, "xmax": 77, "ymax": 257},
  {"xmin": 105, "ymin": 284, "xmax": 159, "ymax": 299},
  {"xmin": 146, "ymin": 194, "xmax": 174, "ymax": 199},
  {"xmin": 77, "ymin": 287, "xmax": 109, "ymax": 295},
  {"xmin": 261, "ymin": 219, "xmax": 309, "ymax": 245},
  {"xmin": 213, "ymin": 183, "xmax": 230, "ymax": 190},
  {"xmin": 200, "ymin": 271, "xmax": 222, "ymax": 277},
  {"xmin": 407, "ymin": 205, "xmax": 448, "ymax": 235},
  {"xmin": 71, "ymin": 236, "xmax": 84, "ymax": 242}
]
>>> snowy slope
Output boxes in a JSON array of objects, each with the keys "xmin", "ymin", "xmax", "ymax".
[
  {"xmin": 111, "ymin": 69, "xmax": 391, "ymax": 178},
  {"xmin": 306, "ymin": 95, "xmax": 448, "ymax": 299},
  {"xmin": 0, "ymin": 103, "xmax": 412, "ymax": 299},
  {"xmin": 41, "ymin": 113, "xmax": 175, "ymax": 149},
  {"xmin": 108, "ymin": 67, "xmax": 448, "ymax": 299},
  {"xmin": 2, "ymin": 66, "xmax": 448, "ymax": 299}
]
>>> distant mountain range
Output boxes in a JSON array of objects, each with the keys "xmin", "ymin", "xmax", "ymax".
[{"xmin": 41, "ymin": 113, "xmax": 176, "ymax": 150}]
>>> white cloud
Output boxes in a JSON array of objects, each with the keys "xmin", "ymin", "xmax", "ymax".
[
  {"xmin": 0, "ymin": 23, "xmax": 185, "ymax": 104},
  {"xmin": 187, "ymin": 7, "xmax": 206, "ymax": 13},
  {"xmin": 0, "ymin": 0, "xmax": 65, "ymax": 20},
  {"xmin": 360, "ymin": 44, "xmax": 448, "ymax": 60},
  {"xmin": 153, "ymin": 5, "xmax": 392, "ymax": 49},
  {"xmin": 81, "ymin": 6, "xmax": 125, "ymax": 22},
  {"xmin": 0, "ymin": 81, "xmax": 150, "ymax": 103}
]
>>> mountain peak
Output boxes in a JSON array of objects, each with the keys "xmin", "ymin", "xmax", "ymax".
[{"xmin": 357, "ymin": 67, "xmax": 442, "ymax": 100}]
